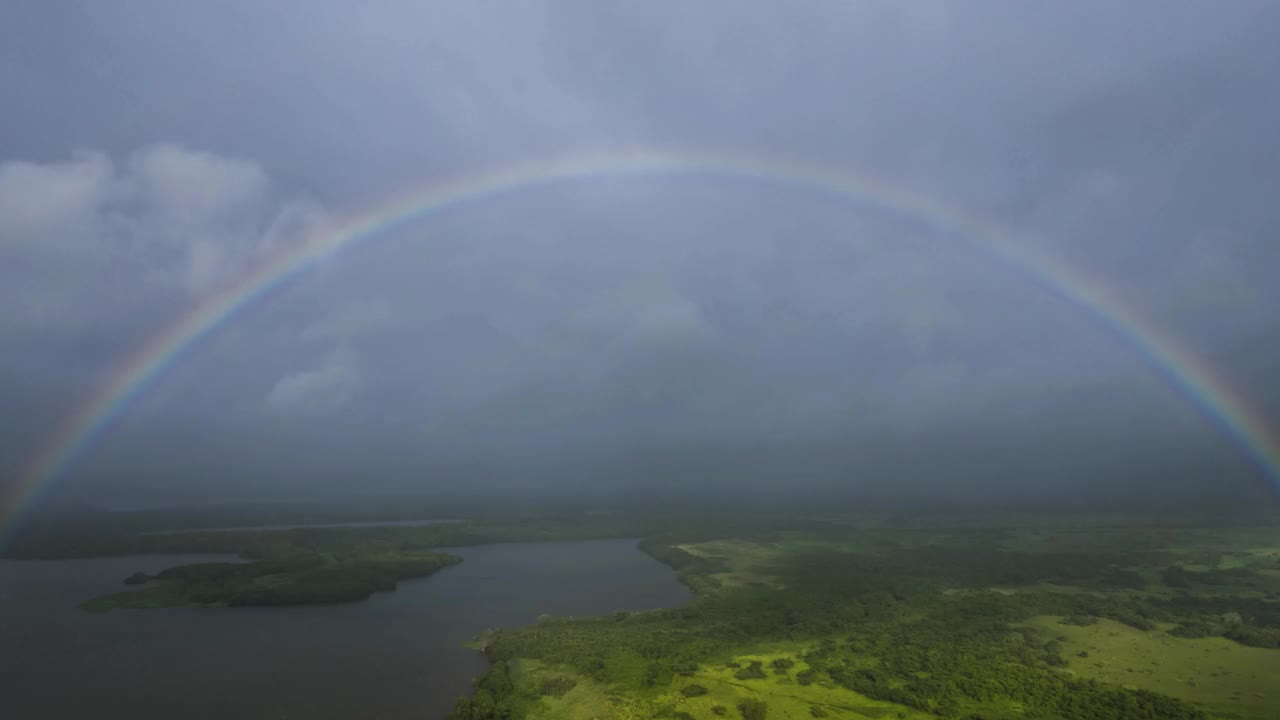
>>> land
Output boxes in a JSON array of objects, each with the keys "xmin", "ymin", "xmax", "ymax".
[
  {"xmin": 1018, "ymin": 616, "xmax": 1279, "ymax": 719},
  {"xmin": 6, "ymin": 502, "xmax": 1280, "ymax": 718},
  {"xmin": 81, "ymin": 550, "xmax": 462, "ymax": 610},
  {"xmin": 449, "ymin": 510, "xmax": 1280, "ymax": 720}
]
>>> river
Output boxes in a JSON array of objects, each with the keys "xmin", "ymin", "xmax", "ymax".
[{"xmin": 0, "ymin": 538, "xmax": 690, "ymax": 719}]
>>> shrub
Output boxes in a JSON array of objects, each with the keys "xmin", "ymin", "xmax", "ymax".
[
  {"xmin": 1114, "ymin": 613, "xmax": 1157, "ymax": 631},
  {"xmin": 539, "ymin": 676, "xmax": 576, "ymax": 697},
  {"xmin": 1169, "ymin": 620, "xmax": 1219, "ymax": 639},
  {"xmin": 1060, "ymin": 614, "xmax": 1098, "ymax": 626},
  {"xmin": 673, "ymin": 661, "xmax": 699, "ymax": 676},
  {"xmin": 738, "ymin": 699, "xmax": 768, "ymax": 720},
  {"xmin": 681, "ymin": 684, "xmax": 710, "ymax": 698}
]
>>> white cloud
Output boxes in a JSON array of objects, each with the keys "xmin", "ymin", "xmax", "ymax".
[
  {"xmin": 0, "ymin": 151, "xmax": 118, "ymax": 246},
  {"xmin": 128, "ymin": 144, "xmax": 269, "ymax": 224},
  {"xmin": 0, "ymin": 144, "xmax": 327, "ymax": 335},
  {"xmin": 265, "ymin": 348, "xmax": 363, "ymax": 415}
]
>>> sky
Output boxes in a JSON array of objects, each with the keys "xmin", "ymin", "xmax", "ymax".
[{"xmin": 2, "ymin": 0, "xmax": 1278, "ymax": 506}]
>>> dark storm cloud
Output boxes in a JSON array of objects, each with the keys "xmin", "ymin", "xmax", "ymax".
[{"xmin": 1, "ymin": 0, "xmax": 1278, "ymax": 501}]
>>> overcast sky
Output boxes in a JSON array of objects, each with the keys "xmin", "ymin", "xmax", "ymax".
[{"xmin": 2, "ymin": 0, "xmax": 1278, "ymax": 505}]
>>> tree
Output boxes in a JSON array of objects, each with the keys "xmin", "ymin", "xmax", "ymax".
[
  {"xmin": 738, "ymin": 699, "xmax": 768, "ymax": 720},
  {"xmin": 681, "ymin": 684, "xmax": 710, "ymax": 697}
]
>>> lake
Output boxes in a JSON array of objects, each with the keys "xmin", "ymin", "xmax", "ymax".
[
  {"xmin": 142, "ymin": 518, "xmax": 461, "ymax": 534},
  {"xmin": 0, "ymin": 538, "xmax": 690, "ymax": 719}
]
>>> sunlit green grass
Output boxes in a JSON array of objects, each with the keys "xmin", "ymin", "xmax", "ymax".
[
  {"xmin": 512, "ymin": 649, "xmax": 942, "ymax": 720},
  {"xmin": 1021, "ymin": 616, "xmax": 1280, "ymax": 720}
]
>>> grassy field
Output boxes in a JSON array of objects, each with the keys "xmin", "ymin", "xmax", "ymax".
[
  {"xmin": 670, "ymin": 650, "xmax": 937, "ymax": 720},
  {"xmin": 501, "ymin": 627, "xmax": 1280, "ymax": 720},
  {"xmin": 510, "ymin": 651, "xmax": 943, "ymax": 720},
  {"xmin": 1021, "ymin": 616, "xmax": 1279, "ymax": 720},
  {"xmin": 677, "ymin": 540, "xmax": 788, "ymax": 589}
]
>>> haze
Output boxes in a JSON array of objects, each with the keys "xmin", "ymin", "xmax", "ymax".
[{"xmin": 2, "ymin": 0, "xmax": 1279, "ymax": 509}]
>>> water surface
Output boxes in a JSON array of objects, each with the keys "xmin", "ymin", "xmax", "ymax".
[
  {"xmin": 143, "ymin": 518, "xmax": 460, "ymax": 534},
  {"xmin": 0, "ymin": 538, "xmax": 688, "ymax": 719}
]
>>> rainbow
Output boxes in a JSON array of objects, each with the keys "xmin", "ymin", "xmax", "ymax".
[{"xmin": 5, "ymin": 148, "xmax": 1278, "ymax": 537}]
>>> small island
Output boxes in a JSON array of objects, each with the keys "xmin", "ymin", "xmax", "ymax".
[{"xmin": 83, "ymin": 549, "xmax": 462, "ymax": 611}]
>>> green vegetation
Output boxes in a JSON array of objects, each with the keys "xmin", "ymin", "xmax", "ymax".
[
  {"xmin": 83, "ymin": 550, "xmax": 461, "ymax": 610},
  {"xmin": 1020, "ymin": 616, "xmax": 1280, "ymax": 720},
  {"xmin": 539, "ymin": 676, "xmax": 578, "ymax": 698},
  {"xmin": 682, "ymin": 685, "xmax": 710, "ymax": 698},
  {"xmin": 446, "ymin": 513, "xmax": 1280, "ymax": 720},
  {"xmin": 737, "ymin": 698, "xmax": 768, "ymax": 720}
]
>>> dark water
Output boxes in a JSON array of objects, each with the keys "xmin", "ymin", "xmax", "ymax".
[
  {"xmin": 144, "ymin": 518, "xmax": 460, "ymax": 534},
  {"xmin": 0, "ymin": 539, "xmax": 689, "ymax": 720}
]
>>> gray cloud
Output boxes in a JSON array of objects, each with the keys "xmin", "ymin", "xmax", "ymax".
[{"xmin": 2, "ymin": 0, "xmax": 1278, "ymax": 503}]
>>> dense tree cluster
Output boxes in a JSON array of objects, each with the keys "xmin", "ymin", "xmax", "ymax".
[
  {"xmin": 637, "ymin": 539, "xmax": 727, "ymax": 595},
  {"xmin": 449, "ymin": 661, "xmax": 522, "ymax": 720},
  {"xmin": 736, "ymin": 699, "xmax": 768, "ymax": 720},
  {"xmin": 680, "ymin": 684, "xmax": 709, "ymax": 697},
  {"xmin": 537, "ymin": 676, "xmax": 576, "ymax": 698},
  {"xmin": 816, "ymin": 615, "xmax": 1206, "ymax": 719},
  {"xmin": 85, "ymin": 551, "xmax": 461, "ymax": 609}
]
